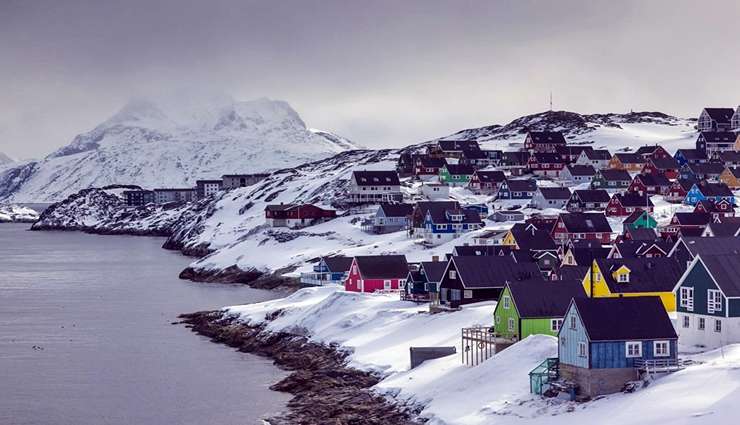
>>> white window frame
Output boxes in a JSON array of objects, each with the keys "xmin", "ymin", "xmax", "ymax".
[
  {"xmin": 550, "ymin": 319, "xmax": 563, "ymax": 332},
  {"xmin": 570, "ymin": 315, "xmax": 577, "ymax": 329},
  {"xmin": 384, "ymin": 280, "xmax": 392, "ymax": 290},
  {"xmin": 507, "ymin": 317, "xmax": 515, "ymax": 332},
  {"xmin": 463, "ymin": 290, "xmax": 473, "ymax": 299},
  {"xmin": 682, "ymin": 315, "xmax": 690, "ymax": 328},
  {"xmin": 698, "ymin": 317, "xmax": 705, "ymax": 331},
  {"xmin": 503, "ymin": 295, "xmax": 511, "ymax": 309},
  {"xmin": 625, "ymin": 341, "xmax": 642, "ymax": 358},
  {"xmin": 449, "ymin": 270, "xmax": 457, "ymax": 279},
  {"xmin": 653, "ymin": 341, "xmax": 670, "ymax": 357},
  {"xmin": 577, "ymin": 341, "xmax": 587, "ymax": 358},
  {"xmin": 708, "ymin": 289, "xmax": 722, "ymax": 313},
  {"xmin": 715, "ymin": 319, "xmax": 722, "ymax": 333},
  {"xmin": 680, "ymin": 287, "xmax": 694, "ymax": 311}
]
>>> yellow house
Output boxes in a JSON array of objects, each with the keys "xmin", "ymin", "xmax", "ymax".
[
  {"xmin": 719, "ymin": 166, "xmax": 740, "ymax": 189},
  {"xmin": 582, "ymin": 258, "xmax": 683, "ymax": 312}
]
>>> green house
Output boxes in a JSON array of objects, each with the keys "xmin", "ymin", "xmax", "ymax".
[
  {"xmin": 439, "ymin": 164, "xmax": 475, "ymax": 186},
  {"xmin": 493, "ymin": 280, "xmax": 586, "ymax": 341},
  {"xmin": 622, "ymin": 209, "xmax": 657, "ymax": 231}
]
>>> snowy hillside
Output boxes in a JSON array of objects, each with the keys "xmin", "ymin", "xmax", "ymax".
[
  {"xmin": 0, "ymin": 204, "xmax": 39, "ymax": 223},
  {"xmin": 225, "ymin": 286, "xmax": 740, "ymax": 425},
  {"xmin": 438, "ymin": 110, "xmax": 696, "ymax": 154},
  {"xmin": 0, "ymin": 95, "xmax": 358, "ymax": 203},
  {"xmin": 0, "ymin": 152, "xmax": 16, "ymax": 170}
]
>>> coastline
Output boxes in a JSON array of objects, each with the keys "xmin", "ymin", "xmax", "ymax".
[{"xmin": 179, "ymin": 310, "xmax": 423, "ymax": 425}]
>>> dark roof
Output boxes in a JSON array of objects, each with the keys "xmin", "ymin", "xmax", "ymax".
[
  {"xmin": 719, "ymin": 151, "xmax": 740, "ymax": 163},
  {"xmin": 322, "ymin": 256, "xmax": 354, "ymax": 272},
  {"xmin": 505, "ymin": 179, "xmax": 537, "ymax": 192},
  {"xmin": 556, "ymin": 265, "xmax": 589, "ymax": 281},
  {"xmin": 502, "ymin": 151, "xmax": 530, "ymax": 165},
  {"xmin": 428, "ymin": 208, "xmax": 482, "ymax": 225},
  {"xmin": 635, "ymin": 145, "xmax": 665, "ymax": 156},
  {"xmin": 573, "ymin": 297, "xmax": 677, "ymax": 341},
  {"xmin": 560, "ymin": 212, "xmax": 612, "ymax": 233},
  {"xmin": 595, "ymin": 257, "xmax": 684, "ymax": 293},
  {"xmin": 597, "ymin": 169, "xmax": 632, "ymax": 181},
  {"xmin": 675, "ymin": 149, "xmax": 707, "ymax": 160},
  {"xmin": 451, "ymin": 256, "xmax": 543, "ymax": 289},
  {"xmin": 437, "ymin": 140, "xmax": 481, "ymax": 151},
  {"xmin": 673, "ymin": 212, "xmax": 713, "ymax": 226},
  {"xmin": 697, "ymin": 182, "xmax": 733, "ymax": 197},
  {"xmin": 527, "ymin": 131, "xmax": 567, "ymax": 145},
  {"xmin": 648, "ymin": 156, "xmax": 679, "ymax": 170},
  {"xmin": 624, "ymin": 227, "xmax": 659, "ymax": 241},
  {"xmin": 414, "ymin": 201, "xmax": 460, "ymax": 222},
  {"xmin": 703, "ymin": 107, "xmax": 735, "ymax": 123},
  {"xmin": 538, "ymin": 187, "xmax": 572, "ymax": 200},
  {"xmin": 614, "ymin": 240, "xmax": 669, "ymax": 258},
  {"xmin": 556, "ymin": 145, "xmax": 593, "ymax": 156},
  {"xmin": 510, "ymin": 250, "xmax": 535, "ymax": 263},
  {"xmin": 473, "ymin": 170, "xmax": 506, "ymax": 183},
  {"xmin": 613, "ymin": 192, "xmax": 654, "ymax": 208},
  {"xmin": 675, "ymin": 178, "xmax": 698, "ymax": 191},
  {"xmin": 699, "ymin": 131, "xmax": 736, "ymax": 143},
  {"xmin": 418, "ymin": 156, "xmax": 447, "ymax": 168},
  {"xmin": 507, "ymin": 280, "xmax": 586, "ymax": 318},
  {"xmin": 419, "ymin": 261, "xmax": 448, "ymax": 282},
  {"xmin": 444, "ymin": 163, "xmax": 476, "ymax": 175},
  {"xmin": 453, "ymin": 245, "xmax": 513, "ymax": 257},
  {"xmin": 354, "ymin": 255, "xmax": 409, "ymax": 279},
  {"xmin": 686, "ymin": 162, "xmax": 725, "ymax": 175},
  {"xmin": 679, "ymin": 227, "xmax": 705, "ymax": 237},
  {"xmin": 461, "ymin": 149, "xmax": 487, "ymax": 160},
  {"xmin": 677, "ymin": 236, "xmax": 740, "ymax": 257},
  {"xmin": 696, "ymin": 254, "xmax": 740, "ymax": 297},
  {"xmin": 265, "ymin": 204, "xmax": 298, "ymax": 211},
  {"xmin": 704, "ymin": 222, "xmax": 740, "ymax": 237},
  {"xmin": 585, "ymin": 149, "xmax": 612, "ymax": 160},
  {"xmin": 614, "ymin": 153, "xmax": 646, "ymax": 164},
  {"xmin": 695, "ymin": 199, "xmax": 735, "ymax": 213},
  {"xmin": 623, "ymin": 210, "xmax": 650, "ymax": 225},
  {"xmin": 724, "ymin": 167, "xmax": 740, "ymax": 178},
  {"xmin": 379, "ymin": 203, "xmax": 414, "ymax": 218},
  {"xmin": 635, "ymin": 173, "xmax": 671, "ymax": 187},
  {"xmin": 566, "ymin": 164, "xmax": 596, "ymax": 176},
  {"xmin": 353, "ymin": 170, "xmax": 400, "ymax": 186},
  {"xmin": 573, "ymin": 189, "xmax": 610, "ymax": 203},
  {"xmin": 532, "ymin": 152, "xmax": 565, "ymax": 163},
  {"xmin": 510, "ymin": 223, "xmax": 558, "ymax": 251},
  {"xmin": 568, "ymin": 246, "xmax": 611, "ymax": 266}
]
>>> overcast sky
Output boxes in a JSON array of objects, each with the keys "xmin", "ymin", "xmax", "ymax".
[{"xmin": 1, "ymin": 0, "xmax": 739, "ymax": 159}]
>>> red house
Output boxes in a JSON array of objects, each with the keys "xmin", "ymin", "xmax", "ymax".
[
  {"xmin": 414, "ymin": 155, "xmax": 447, "ymax": 177},
  {"xmin": 264, "ymin": 204, "xmax": 337, "ymax": 228},
  {"xmin": 344, "ymin": 255, "xmax": 409, "ymax": 293},
  {"xmin": 642, "ymin": 157, "xmax": 680, "ymax": 180},
  {"xmin": 694, "ymin": 199, "xmax": 735, "ymax": 220},
  {"xmin": 635, "ymin": 145, "xmax": 671, "ymax": 161},
  {"xmin": 665, "ymin": 178, "xmax": 697, "ymax": 203},
  {"xmin": 524, "ymin": 131, "xmax": 567, "ymax": 153},
  {"xmin": 628, "ymin": 173, "xmax": 671, "ymax": 196},
  {"xmin": 527, "ymin": 152, "xmax": 566, "ymax": 177},
  {"xmin": 606, "ymin": 192, "xmax": 654, "ymax": 217},
  {"xmin": 661, "ymin": 212, "xmax": 714, "ymax": 237},
  {"xmin": 551, "ymin": 212, "xmax": 613, "ymax": 244}
]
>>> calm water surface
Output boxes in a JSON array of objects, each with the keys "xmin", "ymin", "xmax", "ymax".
[{"xmin": 0, "ymin": 224, "xmax": 289, "ymax": 425}]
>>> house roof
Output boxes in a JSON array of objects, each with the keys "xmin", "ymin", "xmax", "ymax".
[
  {"xmin": 677, "ymin": 236, "xmax": 740, "ymax": 257},
  {"xmin": 719, "ymin": 151, "xmax": 740, "ymax": 163},
  {"xmin": 451, "ymin": 256, "xmax": 543, "ymax": 289},
  {"xmin": 556, "ymin": 145, "xmax": 593, "ymax": 156},
  {"xmin": 265, "ymin": 203, "xmax": 298, "ymax": 211},
  {"xmin": 418, "ymin": 156, "xmax": 447, "ymax": 168},
  {"xmin": 675, "ymin": 149, "xmax": 707, "ymax": 161},
  {"xmin": 695, "ymin": 254, "xmax": 740, "ymax": 297},
  {"xmin": 568, "ymin": 246, "xmax": 611, "ymax": 266},
  {"xmin": 623, "ymin": 210, "xmax": 650, "ymax": 225},
  {"xmin": 635, "ymin": 173, "xmax": 671, "ymax": 187},
  {"xmin": 419, "ymin": 261, "xmax": 448, "ymax": 282},
  {"xmin": 473, "ymin": 170, "xmax": 506, "ymax": 183},
  {"xmin": 724, "ymin": 167, "xmax": 740, "ymax": 178},
  {"xmin": 444, "ymin": 163, "xmax": 476, "ymax": 175},
  {"xmin": 704, "ymin": 221, "xmax": 740, "ymax": 237},
  {"xmin": 573, "ymin": 189, "xmax": 611, "ymax": 203},
  {"xmin": 414, "ymin": 201, "xmax": 460, "ymax": 221},
  {"xmin": 584, "ymin": 149, "xmax": 612, "ymax": 160},
  {"xmin": 510, "ymin": 223, "xmax": 558, "ymax": 251},
  {"xmin": 322, "ymin": 256, "xmax": 354, "ymax": 273},
  {"xmin": 613, "ymin": 192, "xmax": 654, "ymax": 208},
  {"xmin": 695, "ymin": 199, "xmax": 735, "ymax": 213},
  {"xmin": 635, "ymin": 145, "xmax": 665, "ymax": 156},
  {"xmin": 697, "ymin": 182, "xmax": 733, "ymax": 197},
  {"xmin": 573, "ymin": 297, "xmax": 677, "ymax": 342},
  {"xmin": 505, "ymin": 179, "xmax": 537, "ymax": 192},
  {"xmin": 538, "ymin": 187, "xmax": 572, "ymax": 200},
  {"xmin": 614, "ymin": 153, "xmax": 646, "ymax": 164},
  {"xmin": 354, "ymin": 255, "xmax": 409, "ymax": 279},
  {"xmin": 532, "ymin": 152, "xmax": 566, "ymax": 163},
  {"xmin": 674, "ymin": 178, "xmax": 699, "ymax": 191},
  {"xmin": 614, "ymin": 240, "xmax": 670, "ymax": 258},
  {"xmin": 437, "ymin": 140, "xmax": 481, "ymax": 151},
  {"xmin": 353, "ymin": 170, "xmax": 401, "ymax": 186},
  {"xmin": 453, "ymin": 245, "xmax": 513, "ymax": 257},
  {"xmin": 527, "ymin": 131, "xmax": 567, "ymax": 145},
  {"xmin": 428, "ymin": 208, "xmax": 482, "ymax": 225},
  {"xmin": 624, "ymin": 227, "xmax": 659, "ymax": 241},
  {"xmin": 566, "ymin": 164, "xmax": 597, "ymax": 176},
  {"xmin": 556, "ymin": 265, "xmax": 589, "ymax": 281},
  {"xmin": 673, "ymin": 212, "xmax": 713, "ymax": 226},
  {"xmin": 686, "ymin": 162, "xmax": 725, "ymax": 175},
  {"xmin": 461, "ymin": 149, "xmax": 488, "ymax": 160},
  {"xmin": 595, "ymin": 257, "xmax": 684, "ymax": 293},
  {"xmin": 699, "ymin": 131, "xmax": 736, "ymax": 143},
  {"xmin": 507, "ymin": 280, "xmax": 586, "ymax": 318},
  {"xmin": 597, "ymin": 169, "xmax": 632, "ymax": 181},
  {"xmin": 559, "ymin": 212, "xmax": 612, "ymax": 233},
  {"xmin": 379, "ymin": 203, "xmax": 414, "ymax": 218},
  {"xmin": 502, "ymin": 151, "xmax": 530, "ymax": 165},
  {"xmin": 703, "ymin": 107, "xmax": 735, "ymax": 123}
]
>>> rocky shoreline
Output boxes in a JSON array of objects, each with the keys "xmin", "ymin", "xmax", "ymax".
[{"xmin": 179, "ymin": 310, "xmax": 424, "ymax": 425}]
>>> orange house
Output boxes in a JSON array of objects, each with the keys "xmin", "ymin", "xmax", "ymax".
[
  {"xmin": 608, "ymin": 153, "xmax": 646, "ymax": 172},
  {"xmin": 719, "ymin": 166, "xmax": 740, "ymax": 189}
]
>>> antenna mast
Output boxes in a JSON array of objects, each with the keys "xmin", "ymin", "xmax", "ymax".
[{"xmin": 549, "ymin": 92, "xmax": 553, "ymax": 111}]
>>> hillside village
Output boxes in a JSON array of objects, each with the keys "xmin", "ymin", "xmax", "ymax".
[{"xmin": 102, "ymin": 106, "xmax": 740, "ymax": 402}]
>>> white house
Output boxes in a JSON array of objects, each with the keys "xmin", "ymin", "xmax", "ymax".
[
  {"xmin": 575, "ymin": 149, "xmax": 612, "ymax": 170},
  {"xmin": 346, "ymin": 170, "xmax": 403, "ymax": 203},
  {"xmin": 531, "ymin": 187, "xmax": 571, "ymax": 210},
  {"xmin": 421, "ymin": 182, "xmax": 450, "ymax": 200}
]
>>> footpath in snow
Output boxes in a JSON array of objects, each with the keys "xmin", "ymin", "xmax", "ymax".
[{"xmin": 226, "ymin": 286, "xmax": 740, "ymax": 425}]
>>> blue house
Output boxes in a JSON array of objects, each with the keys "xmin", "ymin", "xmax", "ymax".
[
  {"xmin": 558, "ymin": 296, "xmax": 678, "ymax": 397},
  {"xmin": 422, "ymin": 208, "xmax": 483, "ymax": 246},
  {"xmin": 684, "ymin": 182, "xmax": 735, "ymax": 206},
  {"xmin": 365, "ymin": 203, "xmax": 414, "ymax": 234},
  {"xmin": 463, "ymin": 203, "xmax": 489, "ymax": 219},
  {"xmin": 673, "ymin": 149, "xmax": 707, "ymax": 166},
  {"xmin": 403, "ymin": 260, "xmax": 448, "ymax": 303},
  {"xmin": 495, "ymin": 179, "xmax": 537, "ymax": 200},
  {"xmin": 299, "ymin": 256, "xmax": 354, "ymax": 286}
]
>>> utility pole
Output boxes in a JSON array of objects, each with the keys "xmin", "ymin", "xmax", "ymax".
[{"xmin": 549, "ymin": 92, "xmax": 553, "ymax": 111}]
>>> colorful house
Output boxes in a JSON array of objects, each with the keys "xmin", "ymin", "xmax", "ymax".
[
  {"xmin": 582, "ymin": 257, "xmax": 684, "ymax": 311},
  {"xmin": 560, "ymin": 164, "xmax": 596, "ymax": 184},
  {"xmin": 524, "ymin": 131, "xmax": 567, "ymax": 153},
  {"xmin": 300, "ymin": 256, "xmax": 354, "ymax": 286},
  {"xmin": 264, "ymin": 203, "xmax": 337, "ymax": 228},
  {"xmin": 694, "ymin": 199, "xmax": 735, "ymax": 220},
  {"xmin": 439, "ymin": 164, "xmax": 476, "ymax": 186},
  {"xmin": 527, "ymin": 152, "xmax": 566, "ymax": 177},
  {"xmin": 422, "ymin": 207, "xmax": 483, "ymax": 246},
  {"xmin": 558, "ymin": 297, "xmax": 678, "ymax": 397},
  {"xmin": 622, "ymin": 210, "xmax": 657, "ymax": 230},
  {"xmin": 590, "ymin": 169, "xmax": 632, "ymax": 190},
  {"xmin": 628, "ymin": 173, "xmax": 671, "ymax": 196},
  {"xmin": 576, "ymin": 149, "xmax": 612, "ymax": 169},
  {"xmin": 719, "ymin": 166, "xmax": 740, "ymax": 189},
  {"xmin": 674, "ymin": 149, "xmax": 708, "ymax": 166},
  {"xmin": 684, "ymin": 182, "xmax": 735, "ymax": 206},
  {"xmin": 366, "ymin": 203, "xmax": 414, "ymax": 234},
  {"xmin": 531, "ymin": 187, "xmax": 572, "ymax": 210},
  {"xmin": 403, "ymin": 260, "xmax": 447, "ymax": 303},
  {"xmin": 665, "ymin": 178, "xmax": 698, "ymax": 203},
  {"xmin": 467, "ymin": 170, "xmax": 507, "ymax": 195},
  {"xmin": 605, "ymin": 192, "xmax": 654, "ymax": 217},
  {"xmin": 679, "ymin": 162, "xmax": 724, "ymax": 182},
  {"xmin": 608, "ymin": 153, "xmax": 646, "ymax": 172},
  {"xmin": 413, "ymin": 155, "xmax": 447, "ymax": 177},
  {"xmin": 495, "ymin": 179, "xmax": 537, "ymax": 200},
  {"xmin": 344, "ymin": 255, "xmax": 409, "ymax": 293},
  {"xmin": 635, "ymin": 145, "xmax": 671, "ymax": 161},
  {"xmin": 551, "ymin": 212, "xmax": 613, "ymax": 244},
  {"xmin": 674, "ymin": 254, "xmax": 740, "ymax": 351},
  {"xmin": 565, "ymin": 190, "xmax": 610, "ymax": 212},
  {"xmin": 493, "ymin": 280, "xmax": 586, "ymax": 341}
]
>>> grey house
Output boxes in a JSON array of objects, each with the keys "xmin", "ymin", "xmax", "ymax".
[
  {"xmin": 195, "ymin": 179, "xmax": 223, "ymax": 199},
  {"xmin": 365, "ymin": 203, "xmax": 414, "ymax": 234},
  {"xmin": 153, "ymin": 188, "xmax": 196, "ymax": 204},
  {"xmin": 222, "ymin": 173, "xmax": 270, "ymax": 189}
]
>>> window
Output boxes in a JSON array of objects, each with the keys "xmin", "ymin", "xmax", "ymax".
[
  {"xmin": 715, "ymin": 319, "xmax": 722, "ymax": 333},
  {"xmin": 682, "ymin": 315, "xmax": 690, "ymax": 328},
  {"xmin": 352, "ymin": 265, "xmax": 358, "ymax": 274},
  {"xmin": 449, "ymin": 270, "xmax": 457, "ymax": 279},
  {"xmin": 698, "ymin": 317, "xmax": 705, "ymax": 331},
  {"xmin": 618, "ymin": 273, "xmax": 629, "ymax": 283},
  {"xmin": 625, "ymin": 341, "xmax": 642, "ymax": 358},
  {"xmin": 680, "ymin": 287, "xmax": 694, "ymax": 311},
  {"xmin": 550, "ymin": 319, "xmax": 563, "ymax": 332},
  {"xmin": 463, "ymin": 290, "xmax": 473, "ymax": 299},
  {"xmin": 577, "ymin": 342, "xmax": 587, "ymax": 358},
  {"xmin": 594, "ymin": 272, "xmax": 601, "ymax": 282},
  {"xmin": 495, "ymin": 315, "xmax": 501, "ymax": 324},
  {"xmin": 503, "ymin": 296, "xmax": 511, "ymax": 309},
  {"xmin": 570, "ymin": 315, "xmax": 577, "ymax": 329},
  {"xmin": 384, "ymin": 280, "xmax": 391, "ymax": 290},
  {"xmin": 654, "ymin": 341, "xmax": 670, "ymax": 357},
  {"xmin": 708, "ymin": 290, "xmax": 722, "ymax": 313},
  {"xmin": 398, "ymin": 279, "xmax": 406, "ymax": 289},
  {"xmin": 508, "ymin": 317, "xmax": 515, "ymax": 332}
]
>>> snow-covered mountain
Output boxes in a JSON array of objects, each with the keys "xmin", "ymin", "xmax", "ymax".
[
  {"xmin": 0, "ymin": 152, "xmax": 16, "ymax": 170},
  {"xmin": 435, "ymin": 110, "xmax": 696, "ymax": 153},
  {"xmin": 0, "ymin": 95, "xmax": 359, "ymax": 202},
  {"xmin": 0, "ymin": 204, "xmax": 40, "ymax": 223}
]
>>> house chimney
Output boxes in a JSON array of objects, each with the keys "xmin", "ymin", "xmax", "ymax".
[{"xmin": 432, "ymin": 255, "xmax": 439, "ymax": 262}]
